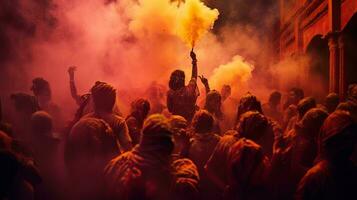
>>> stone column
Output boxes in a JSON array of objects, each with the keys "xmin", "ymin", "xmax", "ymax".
[
  {"xmin": 338, "ymin": 34, "xmax": 346, "ymax": 99},
  {"xmin": 327, "ymin": 32, "xmax": 340, "ymax": 93}
]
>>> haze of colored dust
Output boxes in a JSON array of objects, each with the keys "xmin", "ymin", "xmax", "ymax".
[{"xmin": 0, "ymin": 0, "xmax": 315, "ymax": 118}]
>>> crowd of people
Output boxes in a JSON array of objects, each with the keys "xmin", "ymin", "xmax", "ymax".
[{"xmin": 0, "ymin": 51, "xmax": 356, "ymax": 200}]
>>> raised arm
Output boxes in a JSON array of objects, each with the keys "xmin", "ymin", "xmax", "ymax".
[
  {"xmin": 68, "ymin": 66, "xmax": 81, "ymax": 105},
  {"xmin": 199, "ymin": 75, "xmax": 210, "ymax": 94},
  {"xmin": 190, "ymin": 50, "xmax": 197, "ymax": 80}
]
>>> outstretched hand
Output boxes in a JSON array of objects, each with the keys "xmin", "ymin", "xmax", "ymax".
[
  {"xmin": 68, "ymin": 66, "xmax": 77, "ymax": 77},
  {"xmin": 190, "ymin": 49, "xmax": 197, "ymax": 62},
  {"xmin": 198, "ymin": 75, "xmax": 208, "ymax": 85}
]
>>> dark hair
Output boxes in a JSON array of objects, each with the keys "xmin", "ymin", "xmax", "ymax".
[
  {"xmin": 192, "ymin": 110, "xmax": 214, "ymax": 133},
  {"xmin": 236, "ymin": 93, "xmax": 263, "ymax": 124},
  {"xmin": 269, "ymin": 91, "xmax": 281, "ymax": 104},
  {"xmin": 297, "ymin": 97, "xmax": 316, "ymax": 118},
  {"xmin": 31, "ymin": 77, "xmax": 51, "ymax": 97},
  {"xmin": 290, "ymin": 87, "xmax": 304, "ymax": 100},
  {"xmin": 130, "ymin": 98, "xmax": 151, "ymax": 125},
  {"xmin": 169, "ymin": 70, "xmax": 185, "ymax": 91},
  {"xmin": 10, "ymin": 93, "xmax": 40, "ymax": 114},
  {"xmin": 31, "ymin": 111, "xmax": 53, "ymax": 134},
  {"xmin": 236, "ymin": 111, "xmax": 268, "ymax": 141},
  {"xmin": 91, "ymin": 81, "xmax": 116, "ymax": 112},
  {"xmin": 204, "ymin": 90, "xmax": 223, "ymax": 119}
]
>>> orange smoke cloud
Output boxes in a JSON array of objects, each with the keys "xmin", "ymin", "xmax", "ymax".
[
  {"xmin": 176, "ymin": 0, "xmax": 219, "ymax": 48},
  {"xmin": 210, "ymin": 55, "xmax": 254, "ymax": 96}
]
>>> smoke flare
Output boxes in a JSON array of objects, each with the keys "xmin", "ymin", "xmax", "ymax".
[{"xmin": 176, "ymin": 0, "xmax": 219, "ymax": 48}]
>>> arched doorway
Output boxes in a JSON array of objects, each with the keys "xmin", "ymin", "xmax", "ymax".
[
  {"xmin": 342, "ymin": 13, "xmax": 357, "ymax": 92},
  {"xmin": 305, "ymin": 35, "xmax": 329, "ymax": 100}
]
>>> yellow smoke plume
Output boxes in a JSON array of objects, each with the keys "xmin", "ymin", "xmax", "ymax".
[
  {"xmin": 210, "ymin": 55, "xmax": 254, "ymax": 96},
  {"xmin": 176, "ymin": 0, "xmax": 219, "ymax": 48}
]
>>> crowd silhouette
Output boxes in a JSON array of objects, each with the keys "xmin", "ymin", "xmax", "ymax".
[{"xmin": 1, "ymin": 51, "xmax": 356, "ymax": 200}]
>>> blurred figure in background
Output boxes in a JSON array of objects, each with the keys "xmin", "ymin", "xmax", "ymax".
[
  {"xmin": 31, "ymin": 78, "xmax": 63, "ymax": 131},
  {"xmin": 296, "ymin": 111, "xmax": 357, "ymax": 200},
  {"xmin": 30, "ymin": 111, "xmax": 63, "ymax": 200},
  {"xmin": 263, "ymin": 91, "xmax": 282, "ymax": 124},
  {"xmin": 323, "ymin": 93, "xmax": 339, "ymax": 114},
  {"xmin": 10, "ymin": 93, "xmax": 40, "ymax": 143},
  {"xmin": 285, "ymin": 97, "xmax": 316, "ymax": 134},
  {"xmin": 221, "ymin": 85, "xmax": 238, "ymax": 132},
  {"xmin": 270, "ymin": 108, "xmax": 328, "ymax": 200},
  {"xmin": 126, "ymin": 98, "xmax": 150, "ymax": 145}
]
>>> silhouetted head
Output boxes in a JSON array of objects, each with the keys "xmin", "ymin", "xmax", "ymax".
[
  {"xmin": 204, "ymin": 90, "xmax": 222, "ymax": 118},
  {"xmin": 324, "ymin": 93, "xmax": 339, "ymax": 113},
  {"xmin": 319, "ymin": 111, "xmax": 356, "ymax": 161},
  {"xmin": 236, "ymin": 111, "xmax": 268, "ymax": 142},
  {"xmin": 192, "ymin": 110, "xmax": 214, "ymax": 134},
  {"xmin": 336, "ymin": 101, "xmax": 357, "ymax": 122},
  {"xmin": 31, "ymin": 78, "xmax": 51, "ymax": 100},
  {"xmin": 10, "ymin": 93, "xmax": 40, "ymax": 115},
  {"xmin": 297, "ymin": 97, "xmax": 316, "ymax": 119},
  {"xmin": 169, "ymin": 70, "xmax": 185, "ymax": 91},
  {"xmin": 91, "ymin": 81, "xmax": 116, "ymax": 112},
  {"xmin": 269, "ymin": 91, "xmax": 281, "ymax": 107},
  {"xmin": 288, "ymin": 87, "xmax": 304, "ymax": 105},
  {"xmin": 347, "ymin": 84, "xmax": 357, "ymax": 102},
  {"xmin": 296, "ymin": 108, "xmax": 328, "ymax": 139},
  {"xmin": 169, "ymin": 115, "xmax": 189, "ymax": 154},
  {"xmin": 236, "ymin": 93, "xmax": 263, "ymax": 122},
  {"xmin": 221, "ymin": 85, "xmax": 231, "ymax": 101},
  {"xmin": 130, "ymin": 98, "xmax": 150, "ymax": 123},
  {"xmin": 169, "ymin": 115, "xmax": 188, "ymax": 138},
  {"xmin": 139, "ymin": 114, "xmax": 174, "ymax": 156},
  {"xmin": 31, "ymin": 111, "xmax": 53, "ymax": 135},
  {"xmin": 67, "ymin": 117, "xmax": 118, "ymax": 179}
]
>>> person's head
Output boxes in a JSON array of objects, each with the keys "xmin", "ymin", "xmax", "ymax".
[
  {"xmin": 31, "ymin": 78, "xmax": 51, "ymax": 101},
  {"xmin": 324, "ymin": 93, "xmax": 339, "ymax": 113},
  {"xmin": 204, "ymin": 90, "xmax": 222, "ymax": 117},
  {"xmin": 297, "ymin": 97, "xmax": 316, "ymax": 119},
  {"xmin": 236, "ymin": 93, "xmax": 263, "ymax": 122},
  {"xmin": 31, "ymin": 111, "xmax": 53, "ymax": 135},
  {"xmin": 67, "ymin": 117, "xmax": 118, "ymax": 196},
  {"xmin": 288, "ymin": 87, "xmax": 304, "ymax": 105},
  {"xmin": 227, "ymin": 138, "xmax": 268, "ymax": 188},
  {"xmin": 130, "ymin": 98, "xmax": 150, "ymax": 122},
  {"xmin": 192, "ymin": 110, "xmax": 214, "ymax": 134},
  {"xmin": 68, "ymin": 117, "xmax": 118, "ymax": 167},
  {"xmin": 269, "ymin": 91, "xmax": 281, "ymax": 107},
  {"xmin": 169, "ymin": 70, "xmax": 185, "ymax": 91},
  {"xmin": 336, "ymin": 101, "xmax": 357, "ymax": 122},
  {"xmin": 296, "ymin": 108, "xmax": 328, "ymax": 139},
  {"xmin": 169, "ymin": 115, "xmax": 188, "ymax": 154},
  {"xmin": 10, "ymin": 93, "xmax": 40, "ymax": 116},
  {"xmin": 221, "ymin": 85, "xmax": 231, "ymax": 101},
  {"xmin": 169, "ymin": 115, "xmax": 188, "ymax": 139},
  {"xmin": 236, "ymin": 111, "xmax": 268, "ymax": 142},
  {"xmin": 91, "ymin": 81, "xmax": 116, "ymax": 112},
  {"xmin": 347, "ymin": 84, "xmax": 357, "ymax": 102},
  {"xmin": 319, "ymin": 111, "xmax": 357, "ymax": 161},
  {"xmin": 139, "ymin": 114, "xmax": 174, "ymax": 156}
]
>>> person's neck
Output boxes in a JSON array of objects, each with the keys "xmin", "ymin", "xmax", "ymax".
[{"xmin": 95, "ymin": 109, "xmax": 112, "ymax": 115}]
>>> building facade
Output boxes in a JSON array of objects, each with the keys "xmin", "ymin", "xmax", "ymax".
[{"xmin": 279, "ymin": 0, "xmax": 357, "ymax": 98}]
